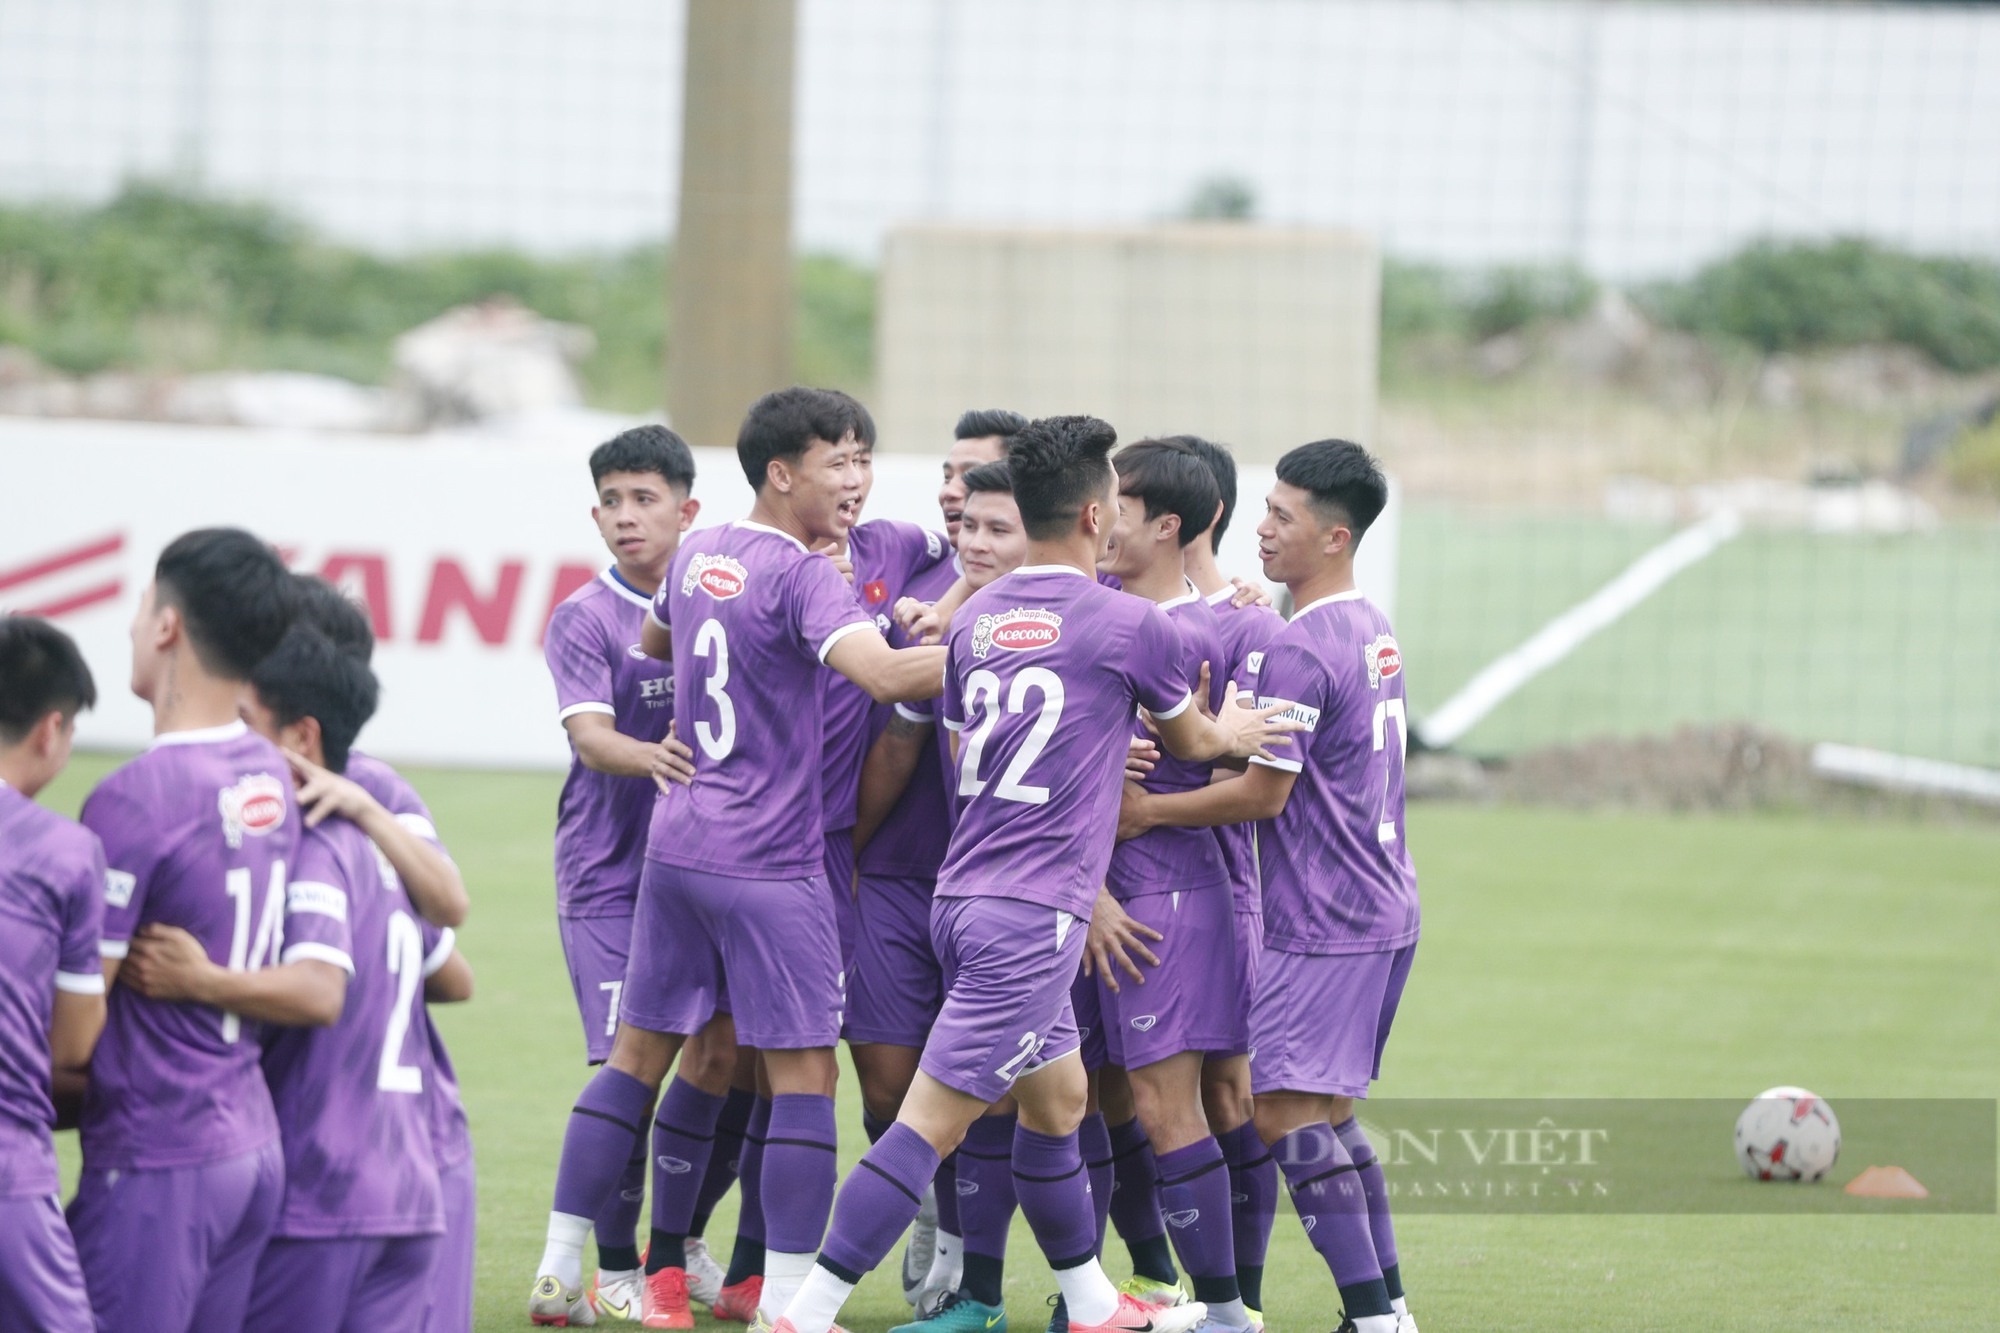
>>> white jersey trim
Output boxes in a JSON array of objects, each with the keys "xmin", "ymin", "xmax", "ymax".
[
  {"xmin": 99, "ymin": 939, "xmax": 130, "ymax": 960},
  {"xmin": 597, "ymin": 567, "xmax": 655, "ymax": 610},
  {"xmin": 1205, "ymin": 585, "xmax": 1236, "ymax": 607},
  {"xmin": 1159, "ymin": 579, "xmax": 1201, "ymax": 611},
  {"xmin": 56, "ymin": 969, "xmax": 107, "ymax": 995},
  {"xmin": 817, "ymin": 618, "xmax": 875, "ymax": 664},
  {"xmin": 283, "ymin": 941, "xmax": 355, "ymax": 975},
  {"xmin": 1150, "ymin": 689, "xmax": 1195, "ymax": 721},
  {"xmin": 149, "ymin": 719, "xmax": 249, "ymax": 749},
  {"xmin": 735, "ymin": 519, "xmax": 809, "ymax": 552},
  {"xmin": 559, "ymin": 701, "xmax": 617, "ymax": 722},
  {"xmin": 1013, "ymin": 563, "xmax": 1092, "ymax": 579},
  {"xmin": 647, "ymin": 607, "xmax": 671, "ymax": 632},
  {"xmin": 423, "ymin": 927, "xmax": 457, "ymax": 978},
  {"xmin": 1250, "ymin": 754, "xmax": 1305, "ymax": 773},
  {"xmin": 894, "ymin": 702, "xmax": 935, "ymax": 724},
  {"xmin": 1292, "ymin": 589, "xmax": 1366, "ymax": 618},
  {"xmin": 393, "ymin": 812, "xmax": 441, "ymax": 844}
]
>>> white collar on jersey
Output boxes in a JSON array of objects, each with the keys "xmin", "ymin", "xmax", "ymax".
[
  {"xmin": 149, "ymin": 719, "xmax": 250, "ymax": 749},
  {"xmin": 1291, "ymin": 588, "xmax": 1367, "ymax": 618},
  {"xmin": 597, "ymin": 566, "xmax": 654, "ymax": 610},
  {"xmin": 1012, "ymin": 563, "xmax": 1092, "ymax": 579},
  {"xmin": 1158, "ymin": 577, "xmax": 1201, "ymax": 611},
  {"xmin": 733, "ymin": 519, "xmax": 809, "ymax": 552}
]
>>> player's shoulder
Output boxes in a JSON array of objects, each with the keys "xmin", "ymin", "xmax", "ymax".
[
  {"xmin": 344, "ymin": 751, "xmax": 418, "ymax": 814},
  {"xmin": 854, "ymin": 517, "xmax": 947, "ymax": 563},
  {"xmin": 297, "ymin": 811, "xmax": 375, "ymax": 880},
  {"xmin": 1, "ymin": 786, "xmax": 102, "ymax": 873}
]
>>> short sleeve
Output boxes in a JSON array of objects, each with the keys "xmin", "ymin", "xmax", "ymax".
[
  {"xmin": 55, "ymin": 833, "xmax": 108, "ymax": 994},
  {"xmin": 1127, "ymin": 604, "xmax": 1195, "ymax": 720},
  {"xmin": 280, "ymin": 834, "xmax": 355, "ymax": 974},
  {"xmin": 940, "ymin": 624, "xmax": 969, "ymax": 732},
  {"xmin": 544, "ymin": 602, "xmax": 618, "ymax": 721},
  {"xmin": 79, "ymin": 783, "xmax": 163, "ymax": 958},
  {"xmin": 419, "ymin": 921, "xmax": 457, "ymax": 978},
  {"xmin": 1248, "ymin": 639, "xmax": 1330, "ymax": 774},
  {"xmin": 887, "ymin": 521, "xmax": 951, "ymax": 581},
  {"xmin": 789, "ymin": 553, "xmax": 874, "ymax": 664},
  {"xmin": 648, "ymin": 574, "xmax": 673, "ymax": 632}
]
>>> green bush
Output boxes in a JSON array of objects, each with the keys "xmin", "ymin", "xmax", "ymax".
[
  {"xmin": 1654, "ymin": 238, "xmax": 2000, "ymax": 373},
  {"xmin": 1946, "ymin": 412, "xmax": 2000, "ymax": 497},
  {"xmin": 1465, "ymin": 263, "xmax": 1596, "ymax": 342}
]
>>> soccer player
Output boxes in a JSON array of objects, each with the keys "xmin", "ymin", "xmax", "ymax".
[
  {"xmin": 121, "ymin": 623, "xmax": 453, "ymax": 1331},
  {"xmin": 1117, "ymin": 440, "xmax": 1420, "ymax": 1333},
  {"xmin": 1084, "ymin": 439, "xmax": 1255, "ymax": 1330},
  {"xmin": 67, "ymin": 528, "xmax": 301, "ymax": 1333},
  {"xmin": 542, "ymin": 426, "xmax": 748, "ymax": 1318},
  {"xmin": 0, "ymin": 617, "xmax": 106, "ymax": 1333},
  {"xmin": 530, "ymin": 386, "xmax": 947, "ymax": 1329},
  {"xmin": 846, "ymin": 410, "xmax": 1020, "ymax": 1317},
  {"xmin": 290, "ymin": 573, "xmax": 482, "ymax": 1333},
  {"xmin": 767, "ymin": 414, "xmax": 1302, "ymax": 1333}
]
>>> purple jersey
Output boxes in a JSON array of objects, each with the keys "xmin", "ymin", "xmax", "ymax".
[
  {"xmin": 261, "ymin": 817, "xmax": 444, "ymax": 1238},
  {"xmin": 545, "ymin": 569, "xmax": 675, "ymax": 917},
  {"xmin": 648, "ymin": 522, "xmax": 873, "ymax": 879},
  {"xmin": 936, "ymin": 566, "xmax": 1193, "ymax": 919},
  {"xmin": 818, "ymin": 521, "xmax": 952, "ymax": 834},
  {"xmin": 0, "ymin": 784, "xmax": 105, "ymax": 1197},
  {"xmin": 1106, "ymin": 585, "xmax": 1231, "ymax": 901},
  {"xmin": 1249, "ymin": 591, "xmax": 1420, "ymax": 954},
  {"xmin": 79, "ymin": 721, "xmax": 299, "ymax": 1170},
  {"xmin": 1207, "ymin": 588, "xmax": 1288, "ymax": 913},
  {"xmin": 345, "ymin": 754, "xmax": 473, "ymax": 1169},
  {"xmin": 856, "ymin": 555, "xmax": 964, "ymax": 880}
]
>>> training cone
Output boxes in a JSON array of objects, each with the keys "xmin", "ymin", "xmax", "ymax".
[{"xmin": 1844, "ymin": 1165, "xmax": 1929, "ymax": 1198}]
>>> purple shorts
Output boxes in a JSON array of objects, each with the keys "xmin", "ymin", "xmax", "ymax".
[
  {"xmin": 1072, "ymin": 967, "xmax": 1106, "ymax": 1072},
  {"xmin": 0, "ymin": 1193, "xmax": 92, "ymax": 1332},
  {"xmin": 624, "ymin": 858, "xmax": 842, "ymax": 1049},
  {"xmin": 1250, "ymin": 944, "xmax": 1416, "ymax": 1098},
  {"xmin": 423, "ymin": 1154, "xmax": 476, "ymax": 1332},
  {"xmin": 846, "ymin": 873, "xmax": 944, "ymax": 1047},
  {"xmin": 68, "ymin": 1139, "xmax": 284, "ymax": 1333},
  {"xmin": 1098, "ymin": 888, "xmax": 1238, "ymax": 1070},
  {"xmin": 921, "ymin": 895, "xmax": 1085, "ymax": 1105},
  {"xmin": 824, "ymin": 827, "xmax": 859, "ymax": 968},
  {"xmin": 248, "ymin": 1233, "xmax": 442, "ymax": 1332},
  {"xmin": 560, "ymin": 912, "xmax": 632, "ymax": 1063},
  {"xmin": 1215, "ymin": 908, "xmax": 1263, "ymax": 1059}
]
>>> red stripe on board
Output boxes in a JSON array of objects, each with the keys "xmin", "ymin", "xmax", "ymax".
[
  {"xmin": 0, "ymin": 533, "xmax": 125, "ymax": 593},
  {"xmin": 16, "ymin": 580, "xmax": 125, "ymax": 620}
]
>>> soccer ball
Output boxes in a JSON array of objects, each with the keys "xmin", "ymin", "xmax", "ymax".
[{"xmin": 1734, "ymin": 1086, "xmax": 1841, "ymax": 1182}]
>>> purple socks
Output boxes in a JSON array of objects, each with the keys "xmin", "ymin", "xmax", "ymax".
[
  {"xmin": 1079, "ymin": 1112, "xmax": 1114, "ymax": 1252},
  {"xmin": 1012, "ymin": 1123, "xmax": 1098, "ymax": 1270},
  {"xmin": 553, "ymin": 1067, "xmax": 653, "ymax": 1220},
  {"xmin": 762, "ymin": 1093, "xmax": 839, "ymax": 1254},
  {"xmin": 1220, "ymin": 1120, "xmax": 1276, "ymax": 1308},
  {"xmin": 1333, "ymin": 1116, "xmax": 1402, "ymax": 1301},
  {"xmin": 690, "ymin": 1086, "xmax": 756, "ymax": 1238},
  {"xmin": 1276, "ymin": 1121, "xmax": 1392, "ymax": 1319},
  {"xmin": 1154, "ymin": 1137, "xmax": 1240, "ymax": 1306},
  {"xmin": 646, "ymin": 1079, "xmax": 725, "ymax": 1273},
  {"xmin": 818, "ymin": 1122, "xmax": 941, "ymax": 1278}
]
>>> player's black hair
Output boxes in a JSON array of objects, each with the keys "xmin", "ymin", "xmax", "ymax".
[
  {"xmin": 1168, "ymin": 434, "xmax": 1238, "ymax": 548},
  {"xmin": 293, "ymin": 574, "xmax": 375, "ymax": 664},
  {"xmin": 590, "ymin": 425, "xmax": 697, "ymax": 493},
  {"xmin": 954, "ymin": 408, "xmax": 1029, "ymax": 442},
  {"xmin": 1007, "ymin": 415, "xmax": 1119, "ymax": 543},
  {"xmin": 1113, "ymin": 439, "xmax": 1221, "ymax": 550},
  {"xmin": 0, "ymin": 616, "xmax": 96, "ymax": 745},
  {"xmin": 737, "ymin": 386, "xmax": 877, "ymax": 490},
  {"xmin": 960, "ymin": 460, "xmax": 1014, "ymax": 496},
  {"xmin": 153, "ymin": 528, "xmax": 298, "ymax": 681},
  {"xmin": 1274, "ymin": 439, "xmax": 1389, "ymax": 542},
  {"xmin": 250, "ymin": 624, "xmax": 379, "ymax": 775}
]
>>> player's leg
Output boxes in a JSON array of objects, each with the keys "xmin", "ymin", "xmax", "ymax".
[
  {"xmin": 534, "ymin": 860, "xmax": 710, "ymax": 1322},
  {"xmin": 1124, "ymin": 1051, "xmax": 1244, "ymax": 1326},
  {"xmin": 1249, "ymin": 947, "xmax": 1404, "ymax": 1332},
  {"xmin": 558, "ymin": 913, "xmax": 651, "ymax": 1309},
  {"xmin": 1333, "ymin": 943, "xmax": 1418, "ymax": 1330},
  {"xmin": 715, "ymin": 1046, "xmax": 770, "ymax": 1321},
  {"xmin": 1098, "ymin": 1066, "xmax": 1176, "ymax": 1292},
  {"xmin": 199, "ymin": 1139, "xmax": 287, "ymax": 1330},
  {"xmin": 247, "ymin": 1237, "xmax": 369, "ymax": 1333},
  {"xmin": 0, "ymin": 1194, "xmax": 94, "ymax": 1333},
  {"xmin": 640, "ymin": 1008, "xmax": 738, "ymax": 1317},
  {"xmin": 710, "ymin": 869, "xmax": 844, "ymax": 1324},
  {"xmin": 1203, "ymin": 1053, "xmax": 1273, "ymax": 1318},
  {"xmin": 1071, "ymin": 971, "xmax": 1114, "ymax": 1256},
  {"xmin": 685, "ymin": 1071, "xmax": 754, "ymax": 1303},
  {"xmin": 340, "ymin": 1233, "xmax": 442, "ymax": 1333},
  {"xmin": 425, "ymin": 1151, "xmax": 477, "ymax": 1332}
]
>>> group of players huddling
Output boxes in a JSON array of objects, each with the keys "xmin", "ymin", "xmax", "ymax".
[{"xmin": 0, "ymin": 386, "xmax": 1417, "ymax": 1333}]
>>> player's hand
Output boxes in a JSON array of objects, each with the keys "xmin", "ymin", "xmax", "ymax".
[
  {"xmin": 1217, "ymin": 682, "xmax": 1307, "ymax": 761},
  {"xmin": 284, "ymin": 748, "xmax": 383, "ymax": 829},
  {"xmin": 1084, "ymin": 887, "xmax": 1161, "ymax": 993},
  {"xmin": 122, "ymin": 924, "xmax": 217, "ymax": 1002},
  {"xmin": 1229, "ymin": 577, "xmax": 1274, "ymax": 609},
  {"xmin": 1191, "ymin": 661, "xmax": 1217, "ymax": 721},
  {"xmin": 906, "ymin": 603, "xmax": 949, "ymax": 646},
  {"xmin": 1124, "ymin": 737, "xmax": 1160, "ymax": 782},
  {"xmin": 893, "ymin": 596, "xmax": 930, "ymax": 633},
  {"xmin": 1116, "ymin": 780, "xmax": 1156, "ymax": 842},
  {"xmin": 812, "ymin": 539, "xmax": 856, "ymax": 584},
  {"xmin": 652, "ymin": 722, "xmax": 697, "ymax": 793}
]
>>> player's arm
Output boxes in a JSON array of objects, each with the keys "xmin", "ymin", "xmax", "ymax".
[
  {"xmin": 894, "ymin": 575, "xmax": 973, "ymax": 645},
  {"xmin": 1118, "ymin": 764, "xmax": 1299, "ymax": 841},
  {"xmin": 853, "ymin": 707, "xmax": 932, "ymax": 852},
  {"xmin": 562, "ymin": 714, "xmax": 697, "ymax": 790},
  {"xmin": 1150, "ymin": 676, "xmax": 1303, "ymax": 765},
  {"xmin": 120, "ymin": 923, "xmax": 347, "ymax": 1027},
  {"xmin": 284, "ymin": 749, "xmax": 471, "ymax": 929},
  {"xmin": 824, "ymin": 628, "xmax": 948, "ymax": 705},
  {"xmin": 50, "ymin": 988, "xmax": 106, "ymax": 1073},
  {"xmin": 640, "ymin": 614, "xmax": 673, "ymax": 661}
]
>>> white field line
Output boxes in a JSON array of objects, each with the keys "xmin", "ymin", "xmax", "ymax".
[
  {"xmin": 1810, "ymin": 743, "xmax": 2000, "ymax": 805},
  {"xmin": 1419, "ymin": 509, "xmax": 1744, "ymax": 748}
]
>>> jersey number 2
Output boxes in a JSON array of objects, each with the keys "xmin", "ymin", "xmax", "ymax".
[{"xmin": 957, "ymin": 667, "xmax": 1064, "ymax": 805}]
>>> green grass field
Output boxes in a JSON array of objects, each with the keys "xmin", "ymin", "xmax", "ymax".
[
  {"xmin": 41, "ymin": 756, "xmax": 2000, "ymax": 1331},
  {"xmin": 1397, "ymin": 506, "xmax": 2000, "ymax": 768}
]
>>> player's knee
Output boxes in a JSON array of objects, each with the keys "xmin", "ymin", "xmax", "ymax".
[
  {"xmin": 1015, "ymin": 1063, "xmax": 1087, "ymax": 1137},
  {"xmin": 680, "ymin": 1025, "xmax": 737, "ymax": 1093},
  {"xmin": 1200, "ymin": 1061, "xmax": 1254, "ymax": 1134},
  {"xmin": 605, "ymin": 1026, "xmax": 678, "ymax": 1088}
]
